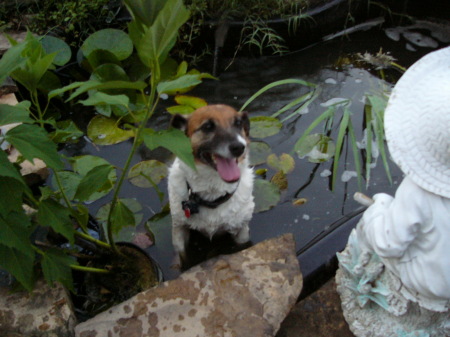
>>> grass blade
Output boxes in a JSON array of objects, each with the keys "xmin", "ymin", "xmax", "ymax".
[
  {"xmin": 331, "ymin": 108, "xmax": 350, "ymax": 190},
  {"xmin": 271, "ymin": 91, "xmax": 313, "ymax": 118},
  {"xmin": 364, "ymin": 104, "xmax": 373, "ymax": 188},
  {"xmin": 240, "ymin": 78, "xmax": 316, "ymax": 112},
  {"xmin": 347, "ymin": 116, "xmax": 362, "ymax": 190},
  {"xmin": 280, "ymin": 86, "xmax": 322, "ymax": 123}
]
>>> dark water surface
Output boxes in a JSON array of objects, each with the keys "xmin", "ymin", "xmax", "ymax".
[{"xmin": 62, "ymin": 20, "xmax": 449, "ymax": 281}]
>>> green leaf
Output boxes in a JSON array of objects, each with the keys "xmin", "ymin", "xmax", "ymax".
[
  {"xmin": 12, "ymin": 52, "xmax": 56, "ymax": 92},
  {"xmin": 49, "ymin": 120, "xmax": 84, "ymax": 143},
  {"xmin": 40, "ymin": 35, "xmax": 71, "ymax": 66},
  {"xmin": 0, "ymin": 244, "xmax": 35, "ymax": 291},
  {"xmin": 295, "ymin": 133, "xmax": 335, "ymax": 163},
  {"xmin": 166, "ymin": 105, "xmax": 194, "ymax": 115},
  {"xmin": 174, "ymin": 95, "xmax": 207, "ymax": 109},
  {"xmin": 142, "ymin": 128, "xmax": 195, "ymax": 170},
  {"xmin": 40, "ymin": 248, "xmax": 76, "ymax": 292},
  {"xmin": 253, "ymin": 179, "xmax": 281, "ymax": 213},
  {"xmin": 5, "ymin": 124, "xmax": 63, "ymax": 170},
  {"xmin": 0, "ymin": 37, "xmax": 28, "ymax": 84},
  {"xmin": 74, "ymin": 164, "xmax": 115, "ymax": 201},
  {"xmin": 267, "ymin": 153, "xmax": 295, "ymax": 173},
  {"xmin": 87, "ymin": 115, "xmax": 135, "ymax": 145},
  {"xmin": 157, "ymin": 74, "xmax": 202, "ymax": 95},
  {"xmin": 249, "ymin": 141, "xmax": 272, "ymax": 166},
  {"xmin": 131, "ymin": 0, "xmax": 190, "ymax": 70},
  {"xmin": 0, "ymin": 178, "xmax": 27, "ymax": 214},
  {"xmin": 37, "ymin": 199, "xmax": 75, "ymax": 243},
  {"xmin": 0, "ymin": 212, "xmax": 33, "ymax": 256},
  {"xmin": 110, "ymin": 199, "xmax": 137, "ymax": 235},
  {"xmin": 80, "ymin": 92, "xmax": 130, "ymax": 108},
  {"xmin": 124, "ymin": 0, "xmax": 166, "ymax": 27},
  {"xmin": 0, "ymin": 103, "xmax": 34, "ymax": 125},
  {"xmin": 0, "ymin": 150, "xmax": 27, "ymax": 185},
  {"xmin": 128, "ymin": 160, "xmax": 168, "ymax": 188},
  {"xmin": 51, "ymin": 171, "xmax": 81, "ymax": 201},
  {"xmin": 64, "ymin": 80, "xmax": 146, "ymax": 102},
  {"xmin": 332, "ymin": 108, "xmax": 351, "ymax": 190},
  {"xmin": 81, "ymin": 29, "xmax": 133, "ymax": 61},
  {"xmin": 270, "ymin": 170, "xmax": 288, "ymax": 190},
  {"xmin": 249, "ymin": 116, "xmax": 282, "ymax": 138}
]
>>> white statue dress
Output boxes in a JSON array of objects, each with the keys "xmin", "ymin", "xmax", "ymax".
[{"xmin": 357, "ymin": 176, "xmax": 450, "ymax": 305}]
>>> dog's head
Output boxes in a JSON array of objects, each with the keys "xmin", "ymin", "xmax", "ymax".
[{"xmin": 171, "ymin": 104, "xmax": 250, "ymax": 183}]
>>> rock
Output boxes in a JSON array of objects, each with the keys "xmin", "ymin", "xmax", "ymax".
[
  {"xmin": 75, "ymin": 233, "xmax": 302, "ymax": 337},
  {"xmin": 0, "ymin": 279, "xmax": 77, "ymax": 337}
]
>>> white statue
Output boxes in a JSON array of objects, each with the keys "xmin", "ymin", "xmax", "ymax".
[{"xmin": 336, "ymin": 46, "xmax": 450, "ymax": 337}]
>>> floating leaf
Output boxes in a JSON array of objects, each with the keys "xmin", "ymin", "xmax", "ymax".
[
  {"xmin": 40, "ymin": 35, "xmax": 71, "ymax": 66},
  {"xmin": 271, "ymin": 170, "xmax": 288, "ymax": 190},
  {"xmin": 295, "ymin": 133, "xmax": 335, "ymax": 163},
  {"xmin": 267, "ymin": 153, "xmax": 295, "ymax": 174},
  {"xmin": 249, "ymin": 141, "xmax": 271, "ymax": 166},
  {"xmin": 128, "ymin": 160, "xmax": 168, "ymax": 188},
  {"xmin": 249, "ymin": 116, "xmax": 282, "ymax": 138},
  {"xmin": 87, "ymin": 115, "xmax": 135, "ymax": 145},
  {"xmin": 253, "ymin": 179, "xmax": 280, "ymax": 213},
  {"xmin": 81, "ymin": 29, "xmax": 133, "ymax": 61},
  {"xmin": 292, "ymin": 198, "xmax": 307, "ymax": 206}
]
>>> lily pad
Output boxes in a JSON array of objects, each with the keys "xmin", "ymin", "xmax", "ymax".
[
  {"xmin": 249, "ymin": 116, "xmax": 282, "ymax": 138},
  {"xmin": 249, "ymin": 141, "xmax": 271, "ymax": 166},
  {"xmin": 87, "ymin": 115, "xmax": 135, "ymax": 145},
  {"xmin": 253, "ymin": 179, "xmax": 280, "ymax": 213},
  {"xmin": 295, "ymin": 133, "xmax": 335, "ymax": 163},
  {"xmin": 81, "ymin": 29, "xmax": 133, "ymax": 61},
  {"xmin": 40, "ymin": 35, "xmax": 71, "ymax": 66},
  {"xmin": 127, "ymin": 160, "xmax": 168, "ymax": 188},
  {"xmin": 267, "ymin": 153, "xmax": 295, "ymax": 174},
  {"xmin": 270, "ymin": 170, "xmax": 288, "ymax": 190}
]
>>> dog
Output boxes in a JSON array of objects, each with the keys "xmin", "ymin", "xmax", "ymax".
[{"xmin": 168, "ymin": 104, "xmax": 254, "ymax": 262}]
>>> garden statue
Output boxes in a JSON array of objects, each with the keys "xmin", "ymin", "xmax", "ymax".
[{"xmin": 335, "ymin": 46, "xmax": 450, "ymax": 337}]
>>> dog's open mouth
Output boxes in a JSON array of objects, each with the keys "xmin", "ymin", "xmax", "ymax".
[{"xmin": 201, "ymin": 152, "xmax": 241, "ymax": 182}]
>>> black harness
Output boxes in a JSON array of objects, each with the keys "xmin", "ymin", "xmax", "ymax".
[{"xmin": 181, "ymin": 182, "xmax": 236, "ymax": 218}]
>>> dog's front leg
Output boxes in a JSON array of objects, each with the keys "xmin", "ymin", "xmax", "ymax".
[
  {"xmin": 172, "ymin": 225, "xmax": 190, "ymax": 263},
  {"xmin": 234, "ymin": 222, "xmax": 250, "ymax": 245}
]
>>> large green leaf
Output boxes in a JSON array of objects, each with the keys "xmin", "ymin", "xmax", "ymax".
[
  {"xmin": 74, "ymin": 164, "xmax": 115, "ymax": 201},
  {"xmin": 0, "ymin": 244, "xmax": 35, "ymax": 291},
  {"xmin": 5, "ymin": 124, "xmax": 63, "ymax": 170},
  {"xmin": 0, "ymin": 35, "xmax": 28, "ymax": 84},
  {"xmin": 157, "ymin": 74, "xmax": 202, "ymax": 95},
  {"xmin": 131, "ymin": 0, "xmax": 189, "ymax": 70},
  {"xmin": 0, "ymin": 211, "xmax": 33, "ymax": 256},
  {"xmin": 49, "ymin": 120, "xmax": 84, "ymax": 143},
  {"xmin": 142, "ymin": 128, "xmax": 195, "ymax": 170},
  {"xmin": 295, "ymin": 133, "xmax": 335, "ymax": 163},
  {"xmin": 40, "ymin": 35, "xmax": 71, "ymax": 66},
  {"xmin": 267, "ymin": 153, "xmax": 295, "ymax": 173},
  {"xmin": 127, "ymin": 160, "xmax": 168, "ymax": 188},
  {"xmin": 249, "ymin": 116, "xmax": 282, "ymax": 138},
  {"xmin": 0, "ymin": 103, "xmax": 34, "ymax": 125},
  {"xmin": 0, "ymin": 150, "xmax": 27, "ymax": 185},
  {"xmin": 81, "ymin": 29, "xmax": 133, "ymax": 61},
  {"xmin": 253, "ymin": 179, "xmax": 281, "ymax": 213},
  {"xmin": 110, "ymin": 199, "xmax": 137, "ymax": 235},
  {"xmin": 12, "ymin": 52, "xmax": 56, "ymax": 93},
  {"xmin": 87, "ymin": 115, "xmax": 135, "ymax": 145},
  {"xmin": 0, "ymin": 178, "xmax": 26, "ymax": 214},
  {"xmin": 40, "ymin": 248, "xmax": 76, "ymax": 291},
  {"xmin": 249, "ymin": 141, "xmax": 272, "ymax": 166},
  {"xmin": 123, "ymin": 0, "xmax": 166, "ymax": 26},
  {"xmin": 37, "ymin": 199, "xmax": 75, "ymax": 243}
]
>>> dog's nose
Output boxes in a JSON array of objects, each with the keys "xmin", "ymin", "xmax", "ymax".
[{"xmin": 229, "ymin": 142, "xmax": 245, "ymax": 157}]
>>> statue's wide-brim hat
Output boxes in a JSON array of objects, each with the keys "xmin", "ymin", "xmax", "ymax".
[{"xmin": 385, "ymin": 46, "xmax": 450, "ymax": 198}]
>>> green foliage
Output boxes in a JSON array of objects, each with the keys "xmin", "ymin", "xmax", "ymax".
[{"xmin": 0, "ymin": 0, "xmax": 212, "ymax": 292}]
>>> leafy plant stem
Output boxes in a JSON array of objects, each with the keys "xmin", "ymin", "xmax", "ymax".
[
  {"xmin": 74, "ymin": 231, "xmax": 112, "ymax": 250},
  {"xmin": 105, "ymin": 89, "xmax": 159, "ymax": 252},
  {"xmin": 70, "ymin": 264, "xmax": 110, "ymax": 274}
]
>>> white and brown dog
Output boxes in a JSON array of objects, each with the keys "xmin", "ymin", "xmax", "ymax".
[{"xmin": 168, "ymin": 104, "xmax": 254, "ymax": 262}]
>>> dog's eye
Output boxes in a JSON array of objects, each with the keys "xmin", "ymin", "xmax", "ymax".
[
  {"xmin": 201, "ymin": 120, "xmax": 215, "ymax": 133},
  {"xmin": 234, "ymin": 118, "xmax": 242, "ymax": 129}
]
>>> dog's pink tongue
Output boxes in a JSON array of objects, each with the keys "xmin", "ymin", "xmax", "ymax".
[{"xmin": 215, "ymin": 156, "xmax": 240, "ymax": 182}]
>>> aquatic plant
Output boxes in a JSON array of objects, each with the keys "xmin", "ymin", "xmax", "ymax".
[{"xmin": 0, "ymin": 0, "xmax": 210, "ymax": 293}]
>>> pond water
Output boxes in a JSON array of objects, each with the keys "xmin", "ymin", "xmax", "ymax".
[{"xmin": 61, "ymin": 19, "xmax": 449, "ymax": 282}]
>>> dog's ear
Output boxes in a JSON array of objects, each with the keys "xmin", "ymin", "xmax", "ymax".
[
  {"xmin": 170, "ymin": 114, "xmax": 188, "ymax": 133},
  {"xmin": 240, "ymin": 111, "xmax": 250, "ymax": 136}
]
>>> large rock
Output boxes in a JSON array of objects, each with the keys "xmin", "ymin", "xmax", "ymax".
[
  {"xmin": 76, "ymin": 233, "xmax": 302, "ymax": 337},
  {"xmin": 0, "ymin": 279, "xmax": 76, "ymax": 337}
]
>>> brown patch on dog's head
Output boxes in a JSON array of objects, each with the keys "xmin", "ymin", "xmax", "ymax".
[{"xmin": 170, "ymin": 104, "xmax": 250, "ymax": 182}]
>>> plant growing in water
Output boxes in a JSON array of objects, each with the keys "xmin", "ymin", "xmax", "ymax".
[{"xmin": 0, "ymin": 0, "xmax": 212, "ymax": 304}]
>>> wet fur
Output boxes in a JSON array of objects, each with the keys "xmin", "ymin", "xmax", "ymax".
[{"xmin": 168, "ymin": 105, "xmax": 254, "ymax": 261}]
